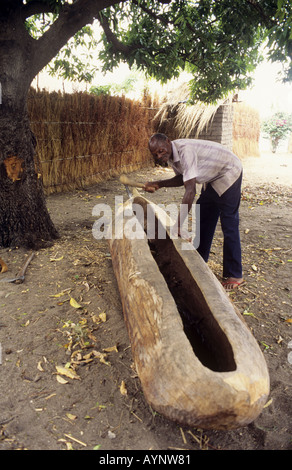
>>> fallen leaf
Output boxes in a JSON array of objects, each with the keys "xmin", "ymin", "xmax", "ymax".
[
  {"xmin": 57, "ymin": 300, "xmax": 69, "ymax": 306},
  {"xmin": 70, "ymin": 297, "xmax": 82, "ymax": 309},
  {"xmin": 120, "ymin": 380, "xmax": 127, "ymax": 396},
  {"xmin": 91, "ymin": 314, "xmax": 101, "ymax": 324},
  {"xmin": 83, "ymin": 352, "xmax": 93, "ymax": 360},
  {"xmin": 58, "ymin": 438, "xmax": 73, "ymax": 450},
  {"xmin": 50, "ymin": 292, "xmax": 66, "ymax": 298},
  {"xmin": 44, "ymin": 393, "xmax": 56, "ymax": 400},
  {"xmin": 50, "ymin": 256, "xmax": 64, "ymax": 262},
  {"xmin": 82, "ymin": 281, "xmax": 90, "ymax": 292},
  {"xmin": 92, "ymin": 350, "xmax": 111, "ymax": 366},
  {"xmin": 87, "ymin": 331, "xmax": 97, "ymax": 342},
  {"xmin": 56, "ymin": 375, "xmax": 69, "ymax": 384},
  {"xmin": 0, "ymin": 258, "xmax": 8, "ymax": 273},
  {"xmin": 276, "ymin": 335, "xmax": 283, "ymax": 344},
  {"xmin": 243, "ymin": 310, "xmax": 257, "ymax": 318},
  {"xmin": 55, "ymin": 365, "xmax": 81, "ymax": 380},
  {"xmin": 99, "ymin": 312, "xmax": 106, "ymax": 322},
  {"xmin": 66, "ymin": 413, "xmax": 77, "ymax": 421},
  {"xmin": 71, "ymin": 352, "xmax": 83, "ymax": 364},
  {"xmin": 263, "ymin": 398, "xmax": 273, "ymax": 408},
  {"xmin": 103, "ymin": 345, "xmax": 118, "ymax": 353},
  {"xmin": 37, "ymin": 361, "xmax": 44, "ymax": 372},
  {"xmin": 50, "ymin": 289, "xmax": 71, "ymax": 298}
]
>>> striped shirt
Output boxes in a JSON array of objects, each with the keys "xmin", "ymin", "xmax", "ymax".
[{"xmin": 170, "ymin": 139, "xmax": 243, "ymax": 196}]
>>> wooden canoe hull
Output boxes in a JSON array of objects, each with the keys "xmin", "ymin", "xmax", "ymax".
[{"xmin": 108, "ymin": 192, "xmax": 270, "ymax": 430}]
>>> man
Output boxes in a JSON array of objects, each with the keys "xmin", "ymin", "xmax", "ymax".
[{"xmin": 144, "ymin": 133, "xmax": 244, "ymax": 290}]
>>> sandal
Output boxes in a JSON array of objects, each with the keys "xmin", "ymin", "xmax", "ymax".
[{"xmin": 222, "ymin": 279, "xmax": 245, "ymax": 290}]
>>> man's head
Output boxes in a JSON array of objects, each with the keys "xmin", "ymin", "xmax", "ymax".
[{"xmin": 148, "ymin": 133, "xmax": 173, "ymax": 165}]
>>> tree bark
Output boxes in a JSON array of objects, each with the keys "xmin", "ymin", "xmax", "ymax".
[
  {"xmin": 0, "ymin": 4, "xmax": 59, "ymax": 248},
  {"xmin": 0, "ymin": 0, "xmax": 123, "ymax": 248},
  {"xmin": 0, "ymin": 103, "xmax": 59, "ymax": 248}
]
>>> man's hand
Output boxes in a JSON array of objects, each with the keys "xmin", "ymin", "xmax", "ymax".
[
  {"xmin": 170, "ymin": 221, "xmax": 192, "ymax": 242},
  {"xmin": 144, "ymin": 181, "xmax": 160, "ymax": 193},
  {"xmin": 178, "ymin": 228, "xmax": 192, "ymax": 242}
]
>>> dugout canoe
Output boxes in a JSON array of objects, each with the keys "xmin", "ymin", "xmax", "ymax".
[{"xmin": 108, "ymin": 189, "xmax": 270, "ymax": 430}]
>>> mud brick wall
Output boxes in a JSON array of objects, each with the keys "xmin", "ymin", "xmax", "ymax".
[{"xmin": 191, "ymin": 104, "xmax": 234, "ymax": 150}]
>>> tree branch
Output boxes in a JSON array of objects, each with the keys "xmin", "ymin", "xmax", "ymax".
[
  {"xmin": 98, "ymin": 11, "xmax": 134, "ymax": 54},
  {"xmin": 0, "ymin": 0, "xmax": 21, "ymax": 16},
  {"xmin": 29, "ymin": 0, "xmax": 126, "ymax": 77},
  {"xmin": 22, "ymin": 1, "xmax": 55, "ymax": 18},
  {"xmin": 131, "ymin": 0, "xmax": 169, "ymax": 26},
  {"xmin": 98, "ymin": 2, "xmax": 203, "ymax": 70},
  {"xmin": 245, "ymin": 0, "xmax": 276, "ymax": 27}
]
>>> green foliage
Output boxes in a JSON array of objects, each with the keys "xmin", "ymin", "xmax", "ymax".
[
  {"xmin": 89, "ymin": 84, "xmax": 112, "ymax": 95},
  {"xmin": 25, "ymin": 13, "xmax": 56, "ymax": 38},
  {"xmin": 265, "ymin": 0, "xmax": 292, "ymax": 82},
  {"xmin": 89, "ymin": 72, "xmax": 139, "ymax": 96},
  {"xmin": 25, "ymin": 13, "xmax": 98, "ymax": 83},
  {"xmin": 48, "ymin": 26, "xmax": 99, "ymax": 82},
  {"xmin": 24, "ymin": 0, "xmax": 292, "ymax": 103},
  {"xmin": 97, "ymin": 0, "xmax": 276, "ymax": 103},
  {"xmin": 262, "ymin": 111, "xmax": 292, "ymax": 152}
]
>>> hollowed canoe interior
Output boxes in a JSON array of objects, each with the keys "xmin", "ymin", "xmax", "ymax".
[{"xmin": 134, "ymin": 197, "xmax": 236, "ymax": 373}]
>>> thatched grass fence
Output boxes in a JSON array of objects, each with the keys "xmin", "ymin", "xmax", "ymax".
[
  {"xmin": 232, "ymin": 102, "xmax": 260, "ymax": 159},
  {"xmin": 28, "ymin": 89, "xmax": 260, "ymax": 196},
  {"xmin": 28, "ymin": 89, "xmax": 158, "ymax": 195}
]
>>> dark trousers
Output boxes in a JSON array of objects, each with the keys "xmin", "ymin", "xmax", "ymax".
[{"xmin": 196, "ymin": 173, "xmax": 242, "ymax": 279}]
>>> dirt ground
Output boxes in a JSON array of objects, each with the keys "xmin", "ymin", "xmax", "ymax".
[{"xmin": 0, "ymin": 151, "xmax": 291, "ymax": 451}]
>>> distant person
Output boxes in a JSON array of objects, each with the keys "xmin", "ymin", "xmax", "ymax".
[{"xmin": 144, "ymin": 133, "xmax": 244, "ymax": 290}]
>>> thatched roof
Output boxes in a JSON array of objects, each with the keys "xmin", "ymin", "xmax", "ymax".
[{"xmin": 154, "ymin": 82, "xmax": 231, "ymax": 138}]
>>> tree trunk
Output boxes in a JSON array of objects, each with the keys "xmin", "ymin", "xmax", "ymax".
[
  {"xmin": 0, "ymin": 96, "xmax": 59, "ymax": 248},
  {"xmin": 0, "ymin": 8, "xmax": 58, "ymax": 249},
  {"xmin": 0, "ymin": 0, "xmax": 123, "ymax": 248}
]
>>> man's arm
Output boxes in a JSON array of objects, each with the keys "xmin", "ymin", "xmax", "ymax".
[
  {"xmin": 144, "ymin": 174, "xmax": 184, "ymax": 191},
  {"xmin": 177, "ymin": 178, "xmax": 197, "ymax": 240}
]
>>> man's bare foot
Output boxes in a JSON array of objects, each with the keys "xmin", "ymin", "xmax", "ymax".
[{"xmin": 222, "ymin": 277, "xmax": 244, "ymax": 290}]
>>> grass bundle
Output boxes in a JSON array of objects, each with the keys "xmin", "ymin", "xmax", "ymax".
[
  {"xmin": 153, "ymin": 85, "xmax": 260, "ymax": 160},
  {"xmin": 153, "ymin": 82, "xmax": 224, "ymax": 139},
  {"xmin": 232, "ymin": 103, "xmax": 260, "ymax": 159},
  {"xmin": 27, "ymin": 88, "xmax": 159, "ymax": 194}
]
